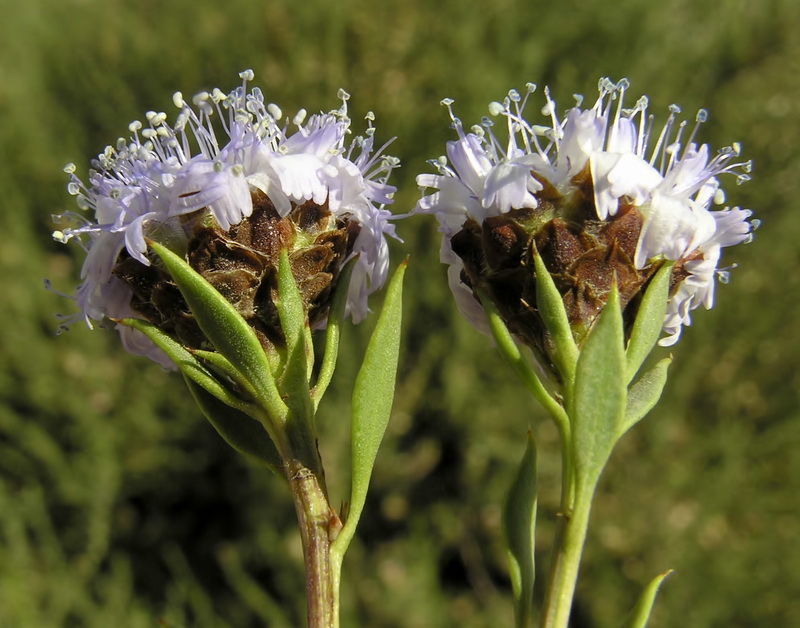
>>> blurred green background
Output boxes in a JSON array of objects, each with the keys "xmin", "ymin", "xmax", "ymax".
[{"xmin": 1, "ymin": 0, "xmax": 798, "ymax": 626}]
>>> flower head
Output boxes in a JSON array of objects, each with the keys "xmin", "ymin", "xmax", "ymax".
[
  {"xmin": 55, "ymin": 71, "xmax": 399, "ymax": 366},
  {"xmin": 415, "ymin": 78, "xmax": 754, "ymax": 361}
]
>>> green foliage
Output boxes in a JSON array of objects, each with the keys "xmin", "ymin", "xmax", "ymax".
[
  {"xmin": 623, "ymin": 358, "xmax": 672, "ymax": 436},
  {"xmin": 619, "ymin": 570, "xmax": 673, "ymax": 628},
  {"xmin": 503, "ymin": 432, "xmax": 538, "ymax": 628},
  {"xmin": 572, "ymin": 286, "xmax": 627, "ymax": 489},
  {"xmin": 626, "ymin": 263, "xmax": 672, "ymax": 382},
  {"xmin": 2, "ymin": 0, "xmax": 800, "ymax": 626},
  {"xmin": 147, "ymin": 241, "xmax": 284, "ymax": 417},
  {"xmin": 333, "ymin": 260, "xmax": 407, "ymax": 562},
  {"xmin": 532, "ymin": 250, "xmax": 578, "ymax": 381}
]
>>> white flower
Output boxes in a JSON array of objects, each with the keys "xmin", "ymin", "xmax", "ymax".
[
  {"xmin": 415, "ymin": 78, "xmax": 754, "ymax": 346},
  {"xmin": 56, "ymin": 72, "xmax": 399, "ymax": 364}
]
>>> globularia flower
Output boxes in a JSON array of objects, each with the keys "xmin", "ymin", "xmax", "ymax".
[
  {"xmin": 55, "ymin": 70, "xmax": 399, "ymax": 366},
  {"xmin": 415, "ymin": 78, "xmax": 754, "ymax": 360}
]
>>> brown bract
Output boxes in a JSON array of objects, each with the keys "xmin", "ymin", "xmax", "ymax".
[
  {"xmin": 112, "ymin": 192, "xmax": 361, "ymax": 353},
  {"xmin": 450, "ymin": 172, "xmax": 664, "ymax": 372}
]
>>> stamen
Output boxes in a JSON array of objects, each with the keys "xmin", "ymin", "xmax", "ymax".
[
  {"xmin": 683, "ymin": 108, "xmax": 708, "ymax": 157},
  {"xmin": 541, "ymin": 86, "xmax": 561, "ymax": 149},
  {"xmin": 293, "ymin": 108, "xmax": 308, "ymax": 126},
  {"xmin": 488, "ymin": 101, "xmax": 505, "ymax": 116}
]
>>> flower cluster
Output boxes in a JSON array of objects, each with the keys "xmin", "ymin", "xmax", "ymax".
[
  {"xmin": 56, "ymin": 71, "xmax": 399, "ymax": 366},
  {"xmin": 415, "ymin": 78, "xmax": 754, "ymax": 350}
]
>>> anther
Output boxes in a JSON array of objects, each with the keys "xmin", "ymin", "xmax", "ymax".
[
  {"xmin": 488, "ymin": 101, "xmax": 505, "ymax": 116},
  {"xmin": 192, "ymin": 92, "xmax": 211, "ymax": 106},
  {"xmin": 293, "ymin": 108, "xmax": 308, "ymax": 126}
]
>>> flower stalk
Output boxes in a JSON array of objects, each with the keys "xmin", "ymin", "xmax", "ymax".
[
  {"xmin": 540, "ymin": 479, "xmax": 595, "ymax": 628},
  {"xmin": 284, "ymin": 457, "xmax": 339, "ymax": 628},
  {"xmin": 416, "ymin": 78, "xmax": 755, "ymax": 628},
  {"xmin": 55, "ymin": 71, "xmax": 404, "ymax": 628}
]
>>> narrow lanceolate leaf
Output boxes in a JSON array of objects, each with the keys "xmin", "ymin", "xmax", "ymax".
[
  {"xmin": 626, "ymin": 262, "xmax": 673, "ymax": 382},
  {"xmin": 532, "ymin": 250, "xmax": 578, "ymax": 382},
  {"xmin": 622, "ymin": 357, "xmax": 672, "ymax": 436},
  {"xmin": 275, "ymin": 250, "xmax": 313, "ymax": 424},
  {"xmin": 117, "ymin": 317, "xmax": 251, "ymax": 413},
  {"xmin": 503, "ymin": 432, "xmax": 538, "ymax": 628},
  {"xmin": 480, "ymin": 290, "xmax": 567, "ymax": 428},
  {"xmin": 619, "ymin": 570, "xmax": 673, "ymax": 628},
  {"xmin": 190, "ymin": 349, "xmax": 258, "ymax": 401},
  {"xmin": 572, "ymin": 284, "xmax": 627, "ymax": 487},
  {"xmin": 331, "ymin": 260, "xmax": 407, "ymax": 559},
  {"xmin": 184, "ymin": 376, "xmax": 282, "ymax": 472},
  {"xmin": 147, "ymin": 240, "xmax": 286, "ymax": 420},
  {"xmin": 313, "ymin": 256, "xmax": 357, "ymax": 408}
]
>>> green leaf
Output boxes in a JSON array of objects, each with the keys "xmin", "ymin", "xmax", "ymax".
[
  {"xmin": 572, "ymin": 284, "xmax": 627, "ymax": 487},
  {"xmin": 480, "ymin": 290, "xmax": 568, "ymax": 428},
  {"xmin": 622, "ymin": 357, "xmax": 671, "ymax": 436},
  {"xmin": 312, "ymin": 256, "xmax": 357, "ymax": 408},
  {"xmin": 619, "ymin": 570, "xmax": 673, "ymax": 628},
  {"xmin": 116, "ymin": 317, "xmax": 251, "ymax": 412},
  {"xmin": 331, "ymin": 259, "xmax": 407, "ymax": 560},
  {"xmin": 184, "ymin": 376, "xmax": 282, "ymax": 472},
  {"xmin": 276, "ymin": 249, "xmax": 310, "ymax": 374},
  {"xmin": 532, "ymin": 249, "xmax": 578, "ymax": 382},
  {"xmin": 503, "ymin": 432, "xmax": 538, "ymax": 628},
  {"xmin": 626, "ymin": 262, "xmax": 673, "ymax": 382},
  {"xmin": 275, "ymin": 249, "xmax": 313, "ymax": 425},
  {"xmin": 190, "ymin": 348, "xmax": 258, "ymax": 400},
  {"xmin": 146, "ymin": 240, "xmax": 286, "ymax": 421}
]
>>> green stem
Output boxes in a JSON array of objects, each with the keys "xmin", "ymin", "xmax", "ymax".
[
  {"xmin": 284, "ymin": 457, "xmax": 340, "ymax": 628},
  {"xmin": 540, "ymin": 478, "xmax": 596, "ymax": 628},
  {"xmin": 279, "ymin": 406, "xmax": 340, "ymax": 628}
]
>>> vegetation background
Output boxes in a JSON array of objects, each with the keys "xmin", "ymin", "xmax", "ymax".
[{"xmin": 1, "ymin": 0, "xmax": 798, "ymax": 626}]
